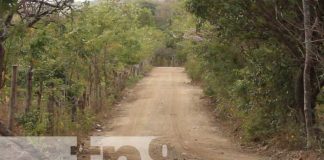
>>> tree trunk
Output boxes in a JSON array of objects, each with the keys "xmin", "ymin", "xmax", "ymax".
[
  {"xmin": 99, "ymin": 85, "xmax": 102, "ymax": 110},
  {"xmin": 0, "ymin": 121, "xmax": 13, "ymax": 136},
  {"xmin": 25, "ymin": 65, "xmax": 33, "ymax": 113},
  {"xmin": 103, "ymin": 47, "xmax": 109, "ymax": 98},
  {"xmin": 294, "ymin": 69, "xmax": 305, "ymax": 124},
  {"xmin": 36, "ymin": 81, "xmax": 43, "ymax": 109},
  {"xmin": 79, "ymin": 91, "xmax": 86, "ymax": 114},
  {"xmin": 8, "ymin": 65, "xmax": 18, "ymax": 131},
  {"xmin": 102, "ymin": 58, "xmax": 109, "ymax": 98},
  {"xmin": 93, "ymin": 57, "xmax": 100, "ymax": 112},
  {"xmin": 71, "ymin": 96, "xmax": 77, "ymax": 122},
  {"xmin": 88, "ymin": 64, "xmax": 92, "ymax": 108},
  {"xmin": 0, "ymin": 42, "xmax": 5, "ymax": 89},
  {"xmin": 302, "ymin": 0, "xmax": 315, "ymax": 148},
  {"xmin": 47, "ymin": 88, "xmax": 55, "ymax": 135}
]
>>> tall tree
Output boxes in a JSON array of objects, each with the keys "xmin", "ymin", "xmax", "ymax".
[
  {"xmin": 0, "ymin": 0, "xmax": 72, "ymax": 135},
  {"xmin": 8, "ymin": 65, "xmax": 18, "ymax": 131},
  {"xmin": 185, "ymin": 0, "xmax": 324, "ymax": 147},
  {"xmin": 0, "ymin": 0, "xmax": 72, "ymax": 90},
  {"xmin": 302, "ymin": 0, "xmax": 314, "ymax": 148}
]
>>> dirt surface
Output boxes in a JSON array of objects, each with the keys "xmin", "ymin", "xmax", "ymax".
[{"xmin": 94, "ymin": 67, "xmax": 265, "ymax": 160}]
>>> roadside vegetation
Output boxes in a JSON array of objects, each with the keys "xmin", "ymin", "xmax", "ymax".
[
  {"xmin": 0, "ymin": 0, "xmax": 323, "ymax": 158},
  {"xmin": 0, "ymin": 0, "xmax": 164, "ymax": 136},
  {"xmin": 178, "ymin": 0, "xmax": 324, "ymax": 154}
]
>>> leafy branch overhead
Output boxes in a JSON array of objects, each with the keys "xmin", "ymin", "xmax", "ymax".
[{"xmin": 1, "ymin": 0, "xmax": 73, "ymax": 40}]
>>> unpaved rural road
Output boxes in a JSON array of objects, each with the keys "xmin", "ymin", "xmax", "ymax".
[{"xmin": 94, "ymin": 67, "xmax": 264, "ymax": 160}]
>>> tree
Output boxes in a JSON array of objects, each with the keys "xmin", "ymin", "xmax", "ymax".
[
  {"xmin": 185, "ymin": 0, "xmax": 324, "ymax": 146},
  {"xmin": 0, "ymin": 0, "xmax": 72, "ymax": 90},
  {"xmin": 302, "ymin": 0, "xmax": 314, "ymax": 148},
  {"xmin": 0, "ymin": 0, "xmax": 71, "ymax": 135},
  {"xmin": 3, "ymin": 0, "xmax": 166, "ymax": 135}
]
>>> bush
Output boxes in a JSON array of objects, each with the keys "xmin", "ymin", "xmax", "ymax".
[
  {"xmin": 183, "ymin": 38, "xmax": 303, "ymax": 145},
  {"xmin": 75, "ymin": 109, "xmax": 95, "ymax": 134},
  {"xmin": 17, "ymin": 109, "xmax": 48, "ymax": 136}
]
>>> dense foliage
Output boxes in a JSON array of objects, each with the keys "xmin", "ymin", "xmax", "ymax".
[
  {"xmin": 181, "ymin": 0, "xmax": 324, "ymax": 148},
  {"xmin": 0, "ymin": 0, "xmax": 323, "ymax": 152},
  {"xmin": 0, "ymin": 0, "xmax": 164, "ymax": 135}
]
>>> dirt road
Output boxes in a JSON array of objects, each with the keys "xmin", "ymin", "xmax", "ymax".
[{"xmin": 95, "ymin": 67, "xmax": 264, "ymax": 160}]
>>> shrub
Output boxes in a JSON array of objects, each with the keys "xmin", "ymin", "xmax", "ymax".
[{"xmin": 17, "ymin": 109, "xmax": 48, "ymax": 136}]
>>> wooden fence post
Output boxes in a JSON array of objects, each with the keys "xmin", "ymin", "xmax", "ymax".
[
  {"xmin": 36, "ymin": 81, "xmax": 43, "ymax": 109},
  {"xmin": 8, "ymin": 65, "xmax": 18, "ymax": 131},
  {"xmin": 25, "ymin": 66, "xmax": 33, "ymax": 112},
  {"xmin": 47, "ymin": 90, "xmax": 55, "ymax": 135}
]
